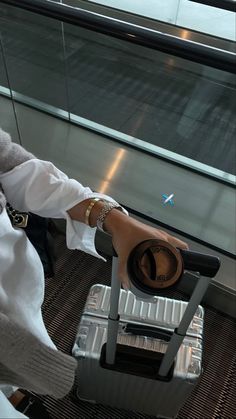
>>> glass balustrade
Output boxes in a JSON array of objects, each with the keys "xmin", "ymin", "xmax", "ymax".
[
  {"xmin": 1, "ymin": 3, "xmax": 235, "ymax": 178},
  {"xmin": 0, "ymin": 4, "xmax": 69, "ymax": 116}
]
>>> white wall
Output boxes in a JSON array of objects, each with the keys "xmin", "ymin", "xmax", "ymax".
[{"xmin": 88, "ymin": 0, "xmax": 236, "ymax": 40}]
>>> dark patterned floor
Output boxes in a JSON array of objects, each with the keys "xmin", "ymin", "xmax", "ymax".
[
  {"xmin": 0, "ymin": 4, "xmax": 235, "ymax": 174},
  {"xmin": 31, "ymin": 235, "xmax": 236, "ymax": 419}
]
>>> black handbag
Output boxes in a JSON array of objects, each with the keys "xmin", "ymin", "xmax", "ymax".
[{"xmin": 6, "ymin": 203, "xmax": 54, "ymax": 278}]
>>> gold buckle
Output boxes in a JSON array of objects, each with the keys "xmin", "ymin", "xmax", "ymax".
[
  {"xmin": 6, "ymin": 203, "xmax": 29, "ymax": 228},
  {"xmin": 13, "ymin": 213, "xmax": 29, "ymax": 228}
]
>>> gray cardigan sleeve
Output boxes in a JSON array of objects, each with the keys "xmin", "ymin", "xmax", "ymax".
[
  {"xmin": 0, "ymin": 128, "xmax": 35, "ymax": 173},
  {"xmin": 0, "ymin": 313, "xmax": 77, "ymax": 398}
]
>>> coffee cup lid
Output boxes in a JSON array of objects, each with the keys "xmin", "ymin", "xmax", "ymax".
[{"xmin": 127, "ymin": 239, "xmax": 183, "ymax": 294}]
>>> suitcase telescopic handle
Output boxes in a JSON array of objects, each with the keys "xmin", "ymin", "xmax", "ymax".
[
  {"xmin": 106, "ymin": 244, "xmax": 221, "ymax": 370},
  {"xmin": 158, "ymin": 251, "xmax": 220, "ymax": 377}
]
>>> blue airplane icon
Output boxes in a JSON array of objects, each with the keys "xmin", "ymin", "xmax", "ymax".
[{"xmin": 162, "ymin": 193, "xmax": 174, "ymax": 206}]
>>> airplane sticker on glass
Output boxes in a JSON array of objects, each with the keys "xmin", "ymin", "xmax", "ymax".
[{"xmin": 161, "ymin": 193, "xmax": 174, "ymax": 206}]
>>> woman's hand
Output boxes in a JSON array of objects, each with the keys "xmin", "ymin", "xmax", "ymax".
[
  {"xmin": 104, "ymin": 210, "xmax": 188, "ymax": 289},
  {"xmin": 67, "ymin": 199, "xmax": 188, "ymax": 289}
]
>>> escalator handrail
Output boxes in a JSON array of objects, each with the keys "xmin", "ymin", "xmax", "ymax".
[
  {"xmin": 189, "ymin": 0, "xmax": 236, "ymax": 12},
  {"xmin": 0, "ymin": 0, "xmax": 235, "ymax": 74}
]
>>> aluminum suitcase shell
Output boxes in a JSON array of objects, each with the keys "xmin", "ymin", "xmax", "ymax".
[{"xmin": 73, "ymin": 285, "xmax": 204, "ymax": 418}]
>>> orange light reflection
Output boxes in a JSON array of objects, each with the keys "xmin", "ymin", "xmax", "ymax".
[
  {"xmin": 99, "ymin": 149, "xmax": 126, "ymax": 194},
  {"xmin": 181, "ymin": 30, "xmax": 189, "ymax": 40}
]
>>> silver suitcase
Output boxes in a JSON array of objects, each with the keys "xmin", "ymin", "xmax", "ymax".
[{"xmin": 73, "ymin": 255, "xmax": 218, "ymax": 418}]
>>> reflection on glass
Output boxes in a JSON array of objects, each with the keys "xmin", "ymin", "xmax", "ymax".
[
  {"xmin": 180, "ymin": 30, "xmax": 189, "ymax": 40},
  {"xmin": 99, "ymin": 148, "xmax": 126, "ymax": 194}
]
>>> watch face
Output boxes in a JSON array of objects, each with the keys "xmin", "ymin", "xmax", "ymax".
[{"xmin": 128, "ymin": 239, "xmax": 183, "ymax": 291}]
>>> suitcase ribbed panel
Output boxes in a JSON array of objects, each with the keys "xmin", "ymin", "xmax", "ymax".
[
  {"xmin": 84, "ymin": 284, "xmax": 203, "ymax": 337},
  {"xmin": 78, "ymin": 357, "xmax": 195, "ymax": 418}
]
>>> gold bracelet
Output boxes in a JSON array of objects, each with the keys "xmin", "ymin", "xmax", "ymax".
[{"xmin": 85, "ymin": 198, "xmax": 101, "ymax": 226}]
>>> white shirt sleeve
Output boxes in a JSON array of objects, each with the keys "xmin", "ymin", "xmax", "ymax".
[
  {"xmin": 0, "ymin": 391, "xmax": 28, "ymax": 419},
  {"xmin": 0, "ymin": 159, "xmax": 126, "ymax": 260}
]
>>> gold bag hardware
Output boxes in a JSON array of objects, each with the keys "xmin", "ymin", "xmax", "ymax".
[{"xmin": 6, "ymin": 203, "xmax": 28, "ymax": 228}]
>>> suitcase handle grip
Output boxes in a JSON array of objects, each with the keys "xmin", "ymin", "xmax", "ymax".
[
  {"xmin": 125, "ymin": 323, "xmax": 172, "ymax": 341},
  {"xmin": 137, "ymin": 246, "xmax": 219, "ymax": 281},
  {"xmin": 126, "ymin": 240, "xmax": 221, "ymax": 296},
  {"xmin": 179, "ymin": 249, "xmax": 220, "ymax": 278},
  {"xmin": 114, "ymin": 243, "xmax": 221, "ymax": 279}
]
